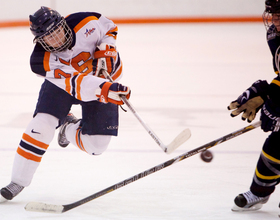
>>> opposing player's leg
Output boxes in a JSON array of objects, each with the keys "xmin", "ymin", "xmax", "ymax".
[
  {"xmin": 58, "ymin": 101, "xmax": 118, "ymax": 155},
  {"xmin": 232, "ymin": 131, "xmax": 280, "ymax": 211},
  {"xmin": 1, "ymin": 80, "xmax": 75, "ymax": 202}
]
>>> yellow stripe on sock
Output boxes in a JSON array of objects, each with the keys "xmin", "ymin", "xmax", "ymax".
[
  {"xmin": 255, "ymin": 168, "xmax": 280, "ymax": 180},
  {"xmin": 262, "ymin": 150, "xmax": 280, "ymax": 164}
]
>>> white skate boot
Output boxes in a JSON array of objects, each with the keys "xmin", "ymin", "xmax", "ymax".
[{"xmin": 231, "ymin": 191, "xmax": 269, "ymax": 212}]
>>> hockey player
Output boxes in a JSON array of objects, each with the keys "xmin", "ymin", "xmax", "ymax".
[
  {"xmin": 0, "ymin": 7, "xmax": 130, "ymax": 202},
  {"xmin": 227, "ymin": 0, "xmax": 280, "ymax": 213}
]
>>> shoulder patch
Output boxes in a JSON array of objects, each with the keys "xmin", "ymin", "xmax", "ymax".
[{"xmin": 84, "ymin": 28, "xmax": 96, "ymax": 37}]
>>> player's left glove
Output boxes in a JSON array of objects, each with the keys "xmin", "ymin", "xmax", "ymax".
[
  {"xmin": 95, "ymin": 82, "xmax": 131, "ymax": 105},
  {"xmin": 227, "ymin": 80, "xmax": 269, "ymax": 122},
  {"xmin": 92, "ymin": 43, "xmax": 117, "ymax": 77},
  {"xmin": 260, "ymin": 99, "xmax": 280, "ymax": 132}
]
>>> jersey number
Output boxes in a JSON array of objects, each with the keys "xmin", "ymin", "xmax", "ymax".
[{"xmin": 54, "ymin": 52, "xmax": 93, "ymax": 78}]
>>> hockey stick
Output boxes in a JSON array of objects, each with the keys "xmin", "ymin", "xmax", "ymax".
[
  {"xmin": 25, "ymin": 121, "xmax": 261, "ymax": 214},
  {"xmin": 101, "ymin": 70, "xmax": 191, "ymax": 154}
]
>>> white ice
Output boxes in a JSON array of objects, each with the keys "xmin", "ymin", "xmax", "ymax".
[{"xmin": 0, "ymin": 23, "xmax": 279, "ymax": 219}]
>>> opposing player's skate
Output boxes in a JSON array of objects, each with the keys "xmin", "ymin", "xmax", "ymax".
[
  {"xmin": 58, "ymin": 113, "xmax": 80, "ymax": 148},
  {"xmin": 0, "ymin": 182, "xmax": 24, "ymax": 202},
  {"xmin": 231, "ymin": 191, "xmax": 269, "ymax": 211}
]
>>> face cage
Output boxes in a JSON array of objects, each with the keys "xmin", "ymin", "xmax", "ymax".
[
  {"xmin": 34, "ymin": 19, "xmax": 73, "ymax": 53},
  {"xmin": 263, "ymin": 11, "xmax": 280, "ymax": 34},
  {"xmin": 275, "ymin": 46, "xmax": 280, "ymax": 74}
]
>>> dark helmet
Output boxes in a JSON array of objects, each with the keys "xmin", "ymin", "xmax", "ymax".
[
  {"xmin": 29, "ymin": 6, "xmax": 73, "ymax": 52},
  {"xmin": 29, "ymin": 6, "xmax": 62, "ymax": 38},
  {"xmin": 265, "ymin": 0, "xmax": 280, "ymax": 13},
  {"xmin": 263, "ymin": 0, "xmax": 280, "ymax": 34}
]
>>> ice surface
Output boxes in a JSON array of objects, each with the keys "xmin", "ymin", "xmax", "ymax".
[{"xmin": 0, "ymin": 23, "xmax": 279, "ymax": 219}]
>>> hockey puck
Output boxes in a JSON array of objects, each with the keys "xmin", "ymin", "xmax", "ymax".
[{"xmin": 200, "ymin": 150, "xmax": 213, "ymax": 163}]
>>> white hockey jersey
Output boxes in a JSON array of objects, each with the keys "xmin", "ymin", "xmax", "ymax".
[{"xmin": 30, "ymin": 12, "xmax": 123, "ymax": 102}]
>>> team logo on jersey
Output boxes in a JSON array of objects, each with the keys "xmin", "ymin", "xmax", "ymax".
[{"xmin": 84, "ymin": 28, "xmax": 96, "ymax": 37}]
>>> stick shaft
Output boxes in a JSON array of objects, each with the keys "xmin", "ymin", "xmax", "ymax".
[
  {"xmin": 102, "ymin": 70, "xmax": 168, "ymax": 151},
  {"xmin": 64, "ymin": 121, "xmax": 261, "ymax": 211},
  {"xmin": 25, "ymin": 121, "xmax": 260, "ymax": 213}
]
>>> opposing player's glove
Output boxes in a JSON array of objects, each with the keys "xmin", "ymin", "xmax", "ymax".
[
  {"xmin": 228, "ymin": 97, "xmax": 264, "ymax": 123},
  {"xmin": 92, "ymin": 43, "xmax": 117, "ymax": 77},
  {"xmin": 227, "ymin": 80, "xmax": 269, "ymax": 122},
  {"xmin": 260, "ymin": 100, "xmax": 280, "ymax": 132},
  {"xmin": 95, "ymin": 82, "xmax": 131, "ymax": 105}
]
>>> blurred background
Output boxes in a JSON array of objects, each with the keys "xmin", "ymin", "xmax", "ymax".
[{"xmin": 0, "ymin": 0, "xmax": 263, "ymax": 23}]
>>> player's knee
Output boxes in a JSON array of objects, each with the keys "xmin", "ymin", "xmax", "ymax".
[
  {"xmin": 24, "ymin": 113, "xmax": 59, "ymax": 143},
  {"xmin": 82, "ymin": 135, "xmax": 111, "ymax": 155}
]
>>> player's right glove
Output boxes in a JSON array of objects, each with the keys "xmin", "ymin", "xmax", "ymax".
[
  {"xmin": 95, "ymin": 82, "xmax": 131, "ymax": 105},
  {"xmin": 92, "ymin": 43, "xmax": 117, "ymax": 77},
  {"xmin": 227, "ymin": 80, "xmax": 269, "ymax": 122}
]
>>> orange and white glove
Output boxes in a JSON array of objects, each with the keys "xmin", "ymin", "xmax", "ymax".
[
  {"xmin": 92, "ymin": 43, "xmax": 117, "ymax": 77},
  {"xmin": 95, "ymin": 82, "xmax": 131, "ymax": 105}
]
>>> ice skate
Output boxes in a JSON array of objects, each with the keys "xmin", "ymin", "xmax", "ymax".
[
  {"xmin": 231, "ymin": 191, "xmax": 269, "ymax": 212},
  {"xmin": 0, "ymin": 182, "xmax": 24, "ymax": 202},
  {"xmin": 58, "ymin": 113, "xmax": 80, "ymax": 147}
]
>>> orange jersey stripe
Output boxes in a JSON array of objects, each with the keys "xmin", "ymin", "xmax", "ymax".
[
  {"xmin": 73, "ymin": 16, "xmax": 99, "ymax": 33},
  {"xmin": 43, "ymin": 51, "xmax": 51, "ymax": 72},
  {"xmin": 22, "ymin": 133, "xmax": 49, "ymax": 150},
  {"xmin": 17, "ymin": 147, "xmax": 42, "ymax": 162},
  {"xmin": 65, "ymin": 77, "xmax": 71, "ymax": 95},
  {"xmin": 112, "ymin": 61, "xmax": 123, "ymax": 81},
  {"xmin": 65, "ymin": 72, "xmax": 79, "ymax": 96},
  {"xmin": 106, "ymin": 26, "xmax": 118, "ymax": 40},
  {"xmin": 76, "ymin": 73, "xmax": 87, "ymax": 100}
]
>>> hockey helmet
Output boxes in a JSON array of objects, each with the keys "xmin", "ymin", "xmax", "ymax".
[
  {"xmin": 263, "ymin": 0, "xmax": 280, "ymax": 33},
  {"xmin": 265, "ymin": 0, "xmax": 280, "ymax": 13},
  {"xmin": 29, "ymin": 6, "xmax": 73, "ymax": 52}
]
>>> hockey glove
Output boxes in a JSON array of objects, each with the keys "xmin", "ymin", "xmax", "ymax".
[
  {"xmin": 260, "ymin": 99, "xmax": 280, "ymax": 132},
  {"xmin": 95, "ymin": 82, "xmax": 131, "ymax": 105},
  {"xmin": 92, "ymin": 43, "xmax": 117, "ymax": 77},
  {"xmin": 228, "ymin": 80, "xmax": 269, "ymax": 122}
]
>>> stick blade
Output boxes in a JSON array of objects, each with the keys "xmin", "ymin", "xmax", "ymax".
[
  {"xmin": 25, "ymin": 202, "xmax": 64, "ymax": 214},
  {"xmin": 166, "ymin": 128, "xmax": 191, "ymax": 154}
]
